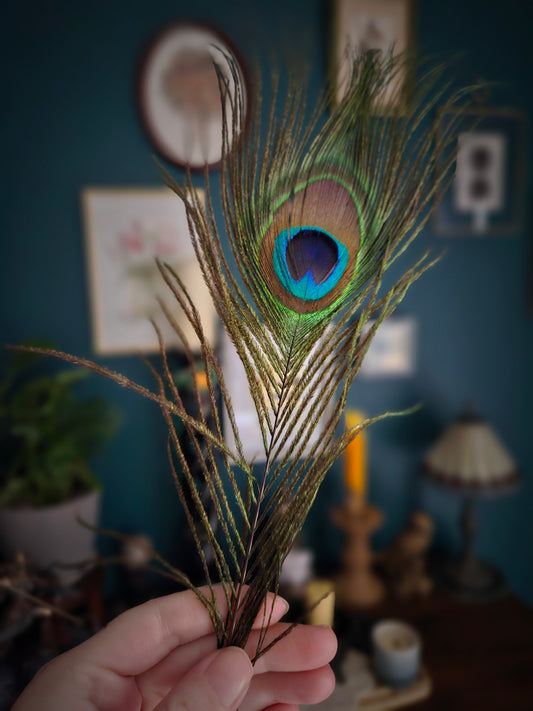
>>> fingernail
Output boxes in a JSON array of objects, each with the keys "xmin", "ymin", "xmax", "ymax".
[
  {"xmin": 274, "ymin": 596, "xmax": 290, "ymax": 616},
  {"xmin": 206, "ymin": 647, "xmax": 253, "ymax": 708}
]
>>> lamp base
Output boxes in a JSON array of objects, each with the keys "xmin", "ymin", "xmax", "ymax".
[{"xmin": 434, "ymin": 553, "xmax": 507, "ymax": 601}]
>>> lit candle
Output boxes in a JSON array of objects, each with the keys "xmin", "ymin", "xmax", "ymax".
[{"xmin": 344, "ymin": 409, "xmax": 367, "ymax": 498}]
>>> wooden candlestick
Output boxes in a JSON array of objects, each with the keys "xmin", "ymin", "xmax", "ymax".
[{"xmin": 332, "ymin": 490, "xmax": 385, "ymax": 609}]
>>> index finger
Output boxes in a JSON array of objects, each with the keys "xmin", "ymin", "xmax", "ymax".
[{"xmin": 74, "ymin": 584, "xmax": 288, "ymax": 676}]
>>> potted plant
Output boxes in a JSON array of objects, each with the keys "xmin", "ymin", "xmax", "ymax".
[{"xmin": 0, "ymin": 348, "xmax": 119, "ymax": 584}]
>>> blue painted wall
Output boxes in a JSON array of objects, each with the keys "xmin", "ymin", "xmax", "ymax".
[{"xmin": 2, "ymin": 0, "xmax": 532, "ymax": 601}]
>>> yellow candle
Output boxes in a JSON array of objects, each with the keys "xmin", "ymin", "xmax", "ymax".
[
  {"xmin": 344, "ymin": 409, "xmax": 367, "ymax": 498},
  {"xmin": 305, "ymin": 579, "xmax": 335, "ymax": 627}
]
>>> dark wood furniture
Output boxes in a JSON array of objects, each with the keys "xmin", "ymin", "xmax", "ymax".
[{"xmin": 341, "ymin": 591, "xmax": 533, "ymax": 710}]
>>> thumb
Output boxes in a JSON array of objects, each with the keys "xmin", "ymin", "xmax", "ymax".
[{"xmin": 155, "ymin": 646, "xmax": 253, "ymax": 711}]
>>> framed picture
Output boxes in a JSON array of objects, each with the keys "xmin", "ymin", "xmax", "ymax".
[
  {"xmin": 81, "ymin": 187, "xmax": 217, "ymax": 355},
  {"xmin": 433, "ymin": 107, "xmax": 527, "ymax": 237},
  {"xmin": 359, "ymin": 317, "xmax": 416, "ymax": 377},
  {"xmin": 331, "ymin": 0, "xmax": 415, "ymax": 107},
  {"xmin": 136, "ymin": 22, "xmax": 249, "ymax": 170},
  {"xmin": 220, "ymin": 330, "xmax": 334, "ymax": 462}
]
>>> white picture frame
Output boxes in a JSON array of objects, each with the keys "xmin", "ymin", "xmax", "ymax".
[
  {"xmin": 81, "ymin": 187, "xmax": 216, "ymax": 355},
  {"xmin": 359, "ymin": 317, "xmax": 416, "ymax": 377},
  {"xmin": 220, "ymin": 329, "xmax": 334, "ymax": 462}
]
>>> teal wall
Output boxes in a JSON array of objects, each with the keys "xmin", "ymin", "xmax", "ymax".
[{"xmin": 3, "ymin": 1, "xmax": 532, "ymax": 601}]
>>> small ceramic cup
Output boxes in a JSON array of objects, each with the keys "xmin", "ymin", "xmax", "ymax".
[{"xmin": 371, "ymin": 619, "xmax": 421, "ymax": 688}]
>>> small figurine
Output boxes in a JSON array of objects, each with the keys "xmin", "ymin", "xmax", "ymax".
[{"xmin": 379, "ymin": 511, "xmax": 434, "ymax": 599}]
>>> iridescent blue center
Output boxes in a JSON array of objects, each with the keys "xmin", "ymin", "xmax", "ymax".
[{"xmin": 273, "ymin": 227, "xmax": 349, "ymax": 301}]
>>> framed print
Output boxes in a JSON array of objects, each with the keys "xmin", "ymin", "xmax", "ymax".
[
  {"xmin": 136, "ymin": 22, "xmax": 249, "ymax": 170},
  {"xmin": 220, "ymin": 329, "xmax": 334, "ymax": 462},
  {"xmin": 433, "ymin": 107, "xmax": 527, "ymax": 237},
  {"xmin": 331, "ymin": 0, "xmax": 414, "ymax": 107},
  {"xmin": 82, "ymin": 187, "xmax": 217, "ymax": 355},
  {"xmin": 359, "ymin": 317, "xmax": 417, "ymax": 377}
]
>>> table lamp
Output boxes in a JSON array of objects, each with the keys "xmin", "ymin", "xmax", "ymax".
[{"xmin": 421, "ymin": 408, "xmax": 520, "ymax": 599}]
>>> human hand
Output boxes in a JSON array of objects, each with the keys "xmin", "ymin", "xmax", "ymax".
[{"xmin": 12, "ymin": 584, "xmax": 337, "ymax": 711}]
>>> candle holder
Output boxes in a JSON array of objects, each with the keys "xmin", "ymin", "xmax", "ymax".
[{"xmin": 332, "ymin": 490, "xmax": 386, "ymax": 609}]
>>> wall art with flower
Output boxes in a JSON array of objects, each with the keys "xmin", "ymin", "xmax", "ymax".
[{"xmin": 82, "ymin": 187, "xmax": 215, "ymax": 355}]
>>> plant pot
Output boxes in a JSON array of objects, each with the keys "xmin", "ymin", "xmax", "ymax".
[{"xmin": 0, "ymin": 489, "xmax": 101, "ymax": 586}]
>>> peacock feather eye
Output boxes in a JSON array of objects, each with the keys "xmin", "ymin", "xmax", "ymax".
[
  {"xmin": 273, "ymin": 227, "xmax": 349, "ymax": 302},
  {"xmin": 259, "ymin": 177, "xmax": 362, "ymax": 314}
]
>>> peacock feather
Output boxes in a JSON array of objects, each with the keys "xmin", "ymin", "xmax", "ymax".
[{"xmin": 20, "ymin": 50, "xmax": 476, "ymax": 659}]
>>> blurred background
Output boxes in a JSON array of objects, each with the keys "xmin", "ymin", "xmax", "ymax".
[{"xmin": 2, "ymin": 0, "xmax": 532, "ymax": 604}]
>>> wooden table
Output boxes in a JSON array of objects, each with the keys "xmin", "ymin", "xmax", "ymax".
[{"xmin": 335, "ymin": 591, "xmax": 533, "ymax": 710}]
